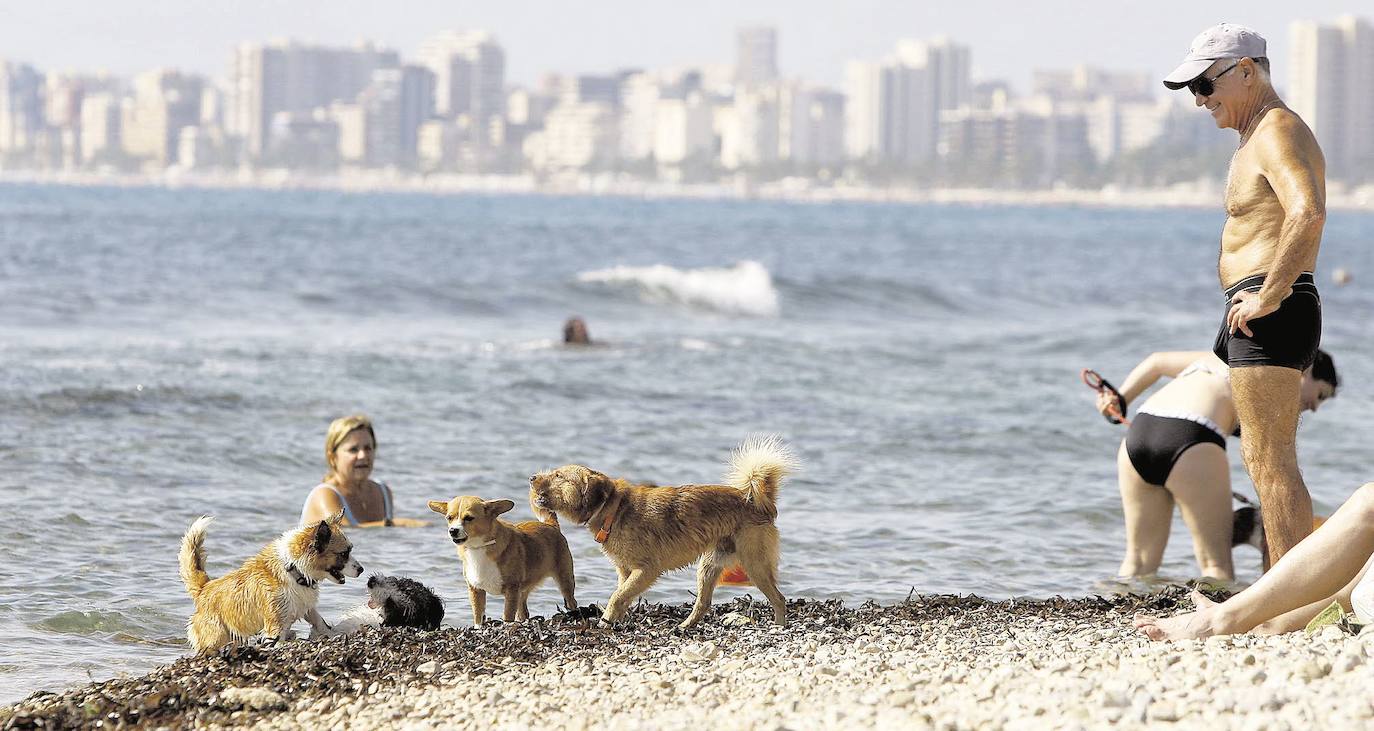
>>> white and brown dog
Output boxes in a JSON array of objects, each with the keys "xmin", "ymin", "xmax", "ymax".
[
  {"xmin": 429, "ymin": 496, "xmax": 578, "ymax": 625},
  {"xmin": 178, "ymin": 512, "xmax": 362, "ymax": 653},
  {"xmin": 529, "ymin": 436, "xmax": 797, "ymax": 628}
]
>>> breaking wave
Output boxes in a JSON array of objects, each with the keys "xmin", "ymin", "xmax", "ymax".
[{"xmin": 577, "ymin": 260, "xmax": 780, "ymax": 317}]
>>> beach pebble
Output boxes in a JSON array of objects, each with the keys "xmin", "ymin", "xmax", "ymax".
[
  {"xmin": 217, "ymin": 686, "xmax": 288, "ymax": 711},
  {"xmin": 1317, "ymin": 624, "xmax": 1345, "ymax": 642},
  {"xmin": 416, "ymin": 660, "xmax": 438, "ymax": 674},
  {"xmin": 681, "ymin": 642, "xmax": 719, "ymax": 663},
  {"xmin": 721, "ymin": 612, "xmax": 754, "ymax": 627}
]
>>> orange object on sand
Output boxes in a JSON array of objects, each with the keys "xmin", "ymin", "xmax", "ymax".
[{"xmin": 718, "ymin": 564, "xmax": 752, "ymax": 586}]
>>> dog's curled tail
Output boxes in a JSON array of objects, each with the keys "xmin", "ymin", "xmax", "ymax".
[
  {"xmin": 179, "ymin": 516, "xmax": 214, "ymax": 601},
  {"xmin": 725, "ymin": 435, "xmax": 798, "ymax": 517}
]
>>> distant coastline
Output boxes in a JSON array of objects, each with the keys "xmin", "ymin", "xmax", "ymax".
[{"xmin": 6, "ymin": 169, "xmax": 1373, "ymax": 211}]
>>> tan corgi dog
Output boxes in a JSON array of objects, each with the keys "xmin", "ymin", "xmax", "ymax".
[
  {"xmin": 428, "ymin": 496, "xmax": 577, "ymax": 626},
  {"xmin": 178, "ymin": 511, "xmax": 362, "ymax": 653}
]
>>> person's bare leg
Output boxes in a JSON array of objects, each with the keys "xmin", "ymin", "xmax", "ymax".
[
  {"xmin": 1166, "ymin": 443, "xmax": 1234, "ymax": 581},
  {"xmin": 1252, "ymin": 552, "xmax": 1374, "ymax": 635},
  {"xmin": 1116, "ymin": 442, "xmax": 1173, "ymax": 577},
  {"xmin": 1232, "ymin": 366, "xmax": 1311, "ymax": 566},
  {"xmin": 1136, "ymin": 483, "xmax": 1374, "ymax": 640}
]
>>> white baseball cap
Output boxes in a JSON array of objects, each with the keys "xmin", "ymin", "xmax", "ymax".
[{"xmin": 1163, "ymin": 23, "xmax": 1267, "ymax": 90}]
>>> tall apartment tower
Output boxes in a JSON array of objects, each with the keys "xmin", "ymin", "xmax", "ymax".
[
  {"xmin": 846, "ymin": 38, "xmax": 970, "ymax": 165},
  {"xmin": 736, "ymin": 27, "xmax": 779, "ymax": 86},
  {"xmin": 0, "ymin": 60, "xmax": 43, "ymax": 155},
  {"xmin": 1289, "ymin": 16, "xmax": 1374, "ymax": 182},
  {"xmin": 229, "ymin": 41, "xmax": 399, "ymax": 160},
  {"xmin": 417, "ymin": 30, "xmax": 505, "ymax": 122}
]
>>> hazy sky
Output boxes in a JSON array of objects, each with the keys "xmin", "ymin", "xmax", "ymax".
[{"xmin": 0, "ymin": 1, "xmax": 1363, "ymax": 92}]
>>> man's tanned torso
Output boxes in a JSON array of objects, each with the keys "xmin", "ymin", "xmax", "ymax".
[{"xmin": 1218, "ymin": 109, "xmax": 1324, "ymax": 288}]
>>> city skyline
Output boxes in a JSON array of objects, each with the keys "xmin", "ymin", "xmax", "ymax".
[
  {"xmin": 1, "ymin": 1, "xmax": 1365, "ymax": 93},
  {"xmin": 3, "ymin": 10, "xmax": 1370, "ymax": 191}
]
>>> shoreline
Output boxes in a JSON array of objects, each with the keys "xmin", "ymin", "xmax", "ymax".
[
  {"xmin": 4, "ymin": 588, "xmax": 1372, "ymax": 730},
  {"xmin": 4, "ymin": 169, "xmax": 1374, "ymax": 212}
]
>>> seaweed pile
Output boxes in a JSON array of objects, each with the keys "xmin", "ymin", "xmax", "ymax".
[{"xmin": 0, "ymin": 588, "xmax": 1201, "ymax": 730}]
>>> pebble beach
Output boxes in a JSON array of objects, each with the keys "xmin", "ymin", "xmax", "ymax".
[{"xmin": 4, "ymin": 588, "xmax": 1373, "ymax": 730}]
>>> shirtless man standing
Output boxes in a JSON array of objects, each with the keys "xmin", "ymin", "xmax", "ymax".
[{"xmin": 1161, "ymin": 24, "xmax": 1326, "ymax": 568}]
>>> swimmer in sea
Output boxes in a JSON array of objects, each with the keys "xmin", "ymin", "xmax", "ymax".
[
  {"xmin": 563, "ymin": 316, "xmax": 592, "ymax": 345},
  {"xmin": 300, "ymin": 414, "xmax": 428, "ymax": 527}
]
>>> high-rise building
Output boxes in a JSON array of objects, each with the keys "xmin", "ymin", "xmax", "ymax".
[
  {"xmin": 0, "ymin": 60, "xmax": 43, "ymax": 156},
  {"xmin": 230, "ymin": 40, "xmax": 398, "ymax": 160},
  {"xmin": 354, "ymin": 65, "xmax": 435, "ymax": 167},
  {"xmin": 79, "ymin": 92, "xmax": 121, "ymax": 164},
  {"xmin": 1289, "ymin": 16, "xmax": 1374, "ymax": 182},
  {"xmin": 417, "ymin": 30, "xmax": 505, "ymax": 121},
  {"xmin": 779, "ymin": 84, "xmax": 845, "ymax": 166},
  {"xmin": 845, "ymin": 38, "xmax": 971, "ymax": 165},
  {"xmin": 719, "ymin": 83, "xmax": 779, "ymax": 169},
  {"xmin": 264, "ymin": 110, "xmax": 340, "ymax": 170},
  {"xmin": 922, "ymin": 38, "xmax": 972, "ymax": 113},
  {"xmin": 620, "ymin": 68, "xmax": 707, "ymax": 163},
  {"xmin": 619, "ymin": 73, "xmax": 662, "ymax": 162},
  {"xmin": 736, "ymin": 27, "xmax": 778, "ymax": 86},
  {"xmin": 939, "ymin": 101, "xmax": 1094, "ymax": 187},
  {"xmin": 122, "ymin": 69, "xmax": 203, "ymax": 166},
  {"xmin": 524, "ymin": 102, "xmax": 618, "ymax": 171},
  {"xmin": 846, "ymin": 58, "xmax": 935, "ymax": 164},
  {"xmin": 653, "ymin": 92, "xmax": 714, "ymax": 167}
]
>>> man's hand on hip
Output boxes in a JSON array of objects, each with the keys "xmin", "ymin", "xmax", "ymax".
[{"xmin": 1227, "ymin": 288, "xmax": 1288, "ymax": 336}]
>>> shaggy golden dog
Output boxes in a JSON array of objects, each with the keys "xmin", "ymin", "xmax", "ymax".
[
  {"xmin": 178, "ymin": 511, "xmax": 362, "ymax": 653},
  {"xmin": 529, "ymin": 436, "xmax": 796, "ymax": 628}
]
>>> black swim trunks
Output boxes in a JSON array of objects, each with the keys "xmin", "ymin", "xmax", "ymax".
[
  {"xmin": 1212, "ymin": 272, "xmax": 1321, "ymax": 371},
  {"xmin": 1125, "ymin": 412, "xmax": 1227, "ymax": 487}
]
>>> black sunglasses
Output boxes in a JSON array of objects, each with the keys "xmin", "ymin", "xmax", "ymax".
[{"xmin": 1187, "ymin": 61, "xmax": 1239, "ymax": 97}]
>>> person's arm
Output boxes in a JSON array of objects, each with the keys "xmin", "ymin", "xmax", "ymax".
[
  {"xmin": 1116, "ymin": 351, "xmax": 1212, "ymax": 404},
  {"xmin": 301, "ymin": 486, "xmax": 350, "ymax": 526},
  {"xmin": 1229, "ymin": 117, "xmax": 1326, "ymax": 335},
  {"xmin": 384, "ymin": 517, "xmax": 430, "ymax": 527}
]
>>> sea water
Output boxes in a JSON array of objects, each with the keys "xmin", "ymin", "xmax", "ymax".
[{"xmin": 3, "ymin": 183, "xmax": 1372, "ymax": 702}]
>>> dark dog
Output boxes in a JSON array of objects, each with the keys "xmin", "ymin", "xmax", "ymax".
[{"xmin": 335, "ymin": 573, "xmax": 444, "ymax": 633}]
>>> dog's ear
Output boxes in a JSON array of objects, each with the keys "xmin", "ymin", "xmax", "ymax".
[
  {"xmin": 487, "ymin": 499, "xmax": 515, "ymax": 516},
  {"xmin": 324, "ymin": 509, "xmax": 345, "ymax": 526},
  {"xmin": 587, "ymin": 470, "xmax": 615, "ymax": 506},
  {"xmin": 312, "ymin": 520, "xmax": 333, "ymax": 553},
  {"xmin": 427, "ymin": 500, "xmax": 450, "ymax": 516}
]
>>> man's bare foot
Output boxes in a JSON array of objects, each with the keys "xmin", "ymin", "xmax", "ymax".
[{"xmin": 1133, "ymin": 608, "xmax": 1223, "ymax": 641}]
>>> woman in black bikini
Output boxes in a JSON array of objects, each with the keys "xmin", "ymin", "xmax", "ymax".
[
  {"xmin": 1096, "ymin": 350, "xmax": 1336, "ymax": 582},
  {"xmin": 300, "ymin": 414, "xmax": 427, "ymax": 528}
]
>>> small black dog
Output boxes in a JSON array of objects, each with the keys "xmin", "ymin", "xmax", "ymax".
[{"xmin": 334, "ymin": 574, "xmax": 445, "ymax": 634}]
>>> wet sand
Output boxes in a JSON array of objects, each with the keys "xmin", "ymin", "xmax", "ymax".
[{"xmin": 3, "ymin": 588, "xmax": 1372, "ymax": 730}]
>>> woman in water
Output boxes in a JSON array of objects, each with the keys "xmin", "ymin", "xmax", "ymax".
[
  {"xmin": 1096, "ymin": 349, "xmax": 1336, "ymax": 582},
  {"xmin": 300, "ymin": 414, "xmax": 427, "ymax": 527}
]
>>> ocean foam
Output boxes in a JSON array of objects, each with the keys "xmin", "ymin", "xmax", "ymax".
[{"xmin": 577, "ymin": 260, "xmax": 780, "ymax": 317}]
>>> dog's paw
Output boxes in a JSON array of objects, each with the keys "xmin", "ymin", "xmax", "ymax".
[{"xmin": 308, "ymin": 625, "xmax": 334, "ymax": 640}]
